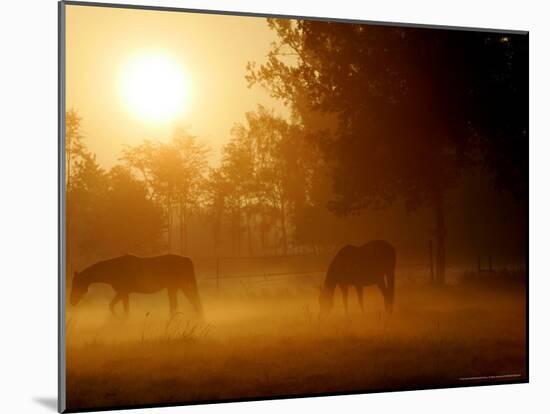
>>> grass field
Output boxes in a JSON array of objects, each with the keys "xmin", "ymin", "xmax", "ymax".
[{"xmin": 65, "ymin": 272, "xmax": 526, "ymax": 411}]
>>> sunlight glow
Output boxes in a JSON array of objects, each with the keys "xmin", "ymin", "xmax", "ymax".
[{"xmin": 119, "ymin": 52, "xmax": 190, "ymax": 123}]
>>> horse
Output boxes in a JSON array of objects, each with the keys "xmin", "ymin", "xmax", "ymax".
[
  {"xmin": 319, "ymin": 240, "xmax": 396, "ymax": 316},
  {"xmin": 70, "ymin": 254, "xmax": 203, "ymax": 318}
]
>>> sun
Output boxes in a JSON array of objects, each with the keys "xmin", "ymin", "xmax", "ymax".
[{"xmin": 119, "ymin": 52, "xmax": 190, "ymax": 123}]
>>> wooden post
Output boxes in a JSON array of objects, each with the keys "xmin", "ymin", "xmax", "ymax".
[
  {"xmin": 429, "ymin": 240, "xmax": 434, "ymax": 284},
  {"xmin": 216, "ymin": 257, "xmax": 220, "ymax": 292}
]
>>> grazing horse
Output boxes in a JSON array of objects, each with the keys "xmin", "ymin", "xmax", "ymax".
[
  {"xmin": 319, "ymin": 240, "xmax": 396, "ymax": 316},
  {"xmin": 70, "ymin": 254, "xmax": 203, "ymax": 318}
]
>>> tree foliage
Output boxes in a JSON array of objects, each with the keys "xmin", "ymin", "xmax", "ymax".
[
  {"xmin": 247, "ymin": 19, "xmax": 528, "ymax": 282},
  {"xmin": 122, "ymin": 130, "xmax": 210, "ymax": 254}
]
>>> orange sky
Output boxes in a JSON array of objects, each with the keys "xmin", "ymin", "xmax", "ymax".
[{"xmin": 66, "ymin": 4, "xmax": 289, "ymax": 167}]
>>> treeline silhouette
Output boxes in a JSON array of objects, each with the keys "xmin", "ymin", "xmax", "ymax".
[
  {"xmin": 66, "ymin": 21, "xmax": 527, "ymax": 285},
  {"xmin": 66, "ymin": 105, "xmax": 337, "ymax": 272}
]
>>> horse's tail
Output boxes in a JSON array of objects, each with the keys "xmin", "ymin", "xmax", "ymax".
[{"xmin": 186, "ymin": 260, "xmax": 204, "ymax": 319}]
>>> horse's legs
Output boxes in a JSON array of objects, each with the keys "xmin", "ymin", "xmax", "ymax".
[
  {"xmin": 182, "ymin": 285, "xmax": 204, "ymax": 318},
  {"xmin": 109, "ymin": 293, "xmax": 122, "ymax": 316},
  {"xmin": 122, "ymin": 294, "xmax": 129, "ymax": 316},
  {"xmin": 356, "ymin": 285, "xmax": 364, "ymax": 313},
  {"xmin": 167, "ymin": 288, "xmax": 178, "ymax": 315},
  {"xmin": 377, "ymin": 279, "xmax": 390, "ymax": 311},
  {"xmin": 341, "ymin": 284, "xmax": 349, "ymax": 315}
]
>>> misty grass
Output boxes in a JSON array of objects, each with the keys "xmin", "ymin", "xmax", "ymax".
[{"xmin": 66, "ymin": 283, "xmax": 526, "ymax": 411}]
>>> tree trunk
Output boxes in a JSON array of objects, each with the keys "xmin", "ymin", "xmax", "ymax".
[
  {"xmin": 183, "ymin": 213, "xmax": 188, "ymax": 256},
  {"xmin": 230, "ymin": 212, "xmax": 235, "ymax": 256},
  {"xmin": 259, "ymin": 209, "xmax": 269, "ymax": 254},
  {"xmin": 260, "ymin": 225, "xmax": 266, "ymax": 254},
  {"xmin": 179, "ymin": 197, "xmax": 184, "ymax": 255},
  {"xmin": 182, "ymin": 203, "xmax": 189, "ymax": 256},
  {"xmin": 213, "ymin": 213, "xmax": 221, "ymax": 257},
  {"xmin": 433, "ymin": 192, "xmax": 447, "ymax": 285},
  {"xmin": 245, "ymin": 210, "xmax": 253, "ymax": 256},
  {"xmin": 231, "ymin": 210, "xmax": 241, "ymax": 256},
  {"xmin": 178, "ymin": 197, "xmax": 189, "ymax": 256},
  {"xmin": 280, "ymin": 199, "xmax": 288, "ymax": 255},
  {"xmin": 236, "ymin": 213, "xmax": 241, "ymax": 256},
  {"xmin": 166, "ymin": 203, "xmax": 173, "ymax": 252}
]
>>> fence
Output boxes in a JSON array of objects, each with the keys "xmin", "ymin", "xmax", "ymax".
[
  {"xmin": 193, "ymin": 245, "xmax": 520, "ymax": 292},
  {"xmin": 194, "ymin": 251, "xmax": 437, "ymax": 292},
  {"xmin": 195, "ymin": 253, "xmax": 329, "ymax": 291}
]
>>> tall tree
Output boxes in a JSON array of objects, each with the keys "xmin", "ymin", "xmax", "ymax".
[
  {"xmin": 237, "ymin": 106, "xmax": 308, "ymax": 255},
  {"xmin": 98, "ymin": 166, "xmax": 165, "ymax": 255},
  {"xmin": 123, "ymin": 141, "xmax": 176, "ymax": 249},
  {"xmin": 122, "ymin": 130, "xmax": 210, "ymax": 254},
  {"xmin": 69, "ymin": 150, "xmax": 107, "ymax": 261},
  {"xmin": 172, "ymin": 129, "xmax": 210, "ymax": 255},
  {"xmin": 221, "ymin": 123, "xmax": 259, "ymax": 255},
  {"xmin": 204, "ymin": 167, "xmax": 230, "ymax": 256},
  {"xmin": 248, "ymin": 20, "xmax": 527, "ymax": 283},
  {"xmin": 65, "ymin": 109, "xmax": 85, "ymax": 281}
]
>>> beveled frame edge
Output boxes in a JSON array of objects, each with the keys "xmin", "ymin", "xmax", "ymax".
[
  {"xmin": 62, "ymin": 0, "xmax": 528, "ymax": 35},
  {"xmin": 57, "ymin": 1, "xmax": 529, "ymax": 413},
  {"xmin": 58, "ymin": 1, "xmax": 67, "ymax": 412}
]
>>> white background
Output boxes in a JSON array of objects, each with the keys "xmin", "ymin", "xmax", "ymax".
[{"xmin": 0, "ymin": 0, "xmax": 546, "ymax": 413}]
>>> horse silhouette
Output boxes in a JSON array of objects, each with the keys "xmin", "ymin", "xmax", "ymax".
[
  {"xmin": 319, "ymin": 240, "xmax": 396, "ymax": 316},
  {"xmin": 70, "ymin": 254, "xmax": 203, "ymax": 318}
]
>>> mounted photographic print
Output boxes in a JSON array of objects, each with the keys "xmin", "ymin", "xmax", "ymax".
[{"xmin": 58, "ymin": 1, "xmax": 529, "ymax": 412}]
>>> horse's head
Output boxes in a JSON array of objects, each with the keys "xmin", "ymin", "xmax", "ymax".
[
  {"xmin": 318, "ymin": 285, "xmax": 334, "ymax": 318},
  {"xmin": 70, "ymin": 271, "xmax": 88, "ymax": 306}
]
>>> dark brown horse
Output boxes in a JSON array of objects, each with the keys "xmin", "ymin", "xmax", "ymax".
[
  {"xmin": 70, "ymin": 254, "xmax": 203, "ymax": 317},
  {"xmin": 319, "ymin": 241, "xmax": 396, "ymax": 316}
]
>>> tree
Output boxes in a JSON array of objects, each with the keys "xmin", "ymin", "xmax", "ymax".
[
  {"xmin": 66, "ymin": 109, "xmax": 85, "ymax": 188},
  {"xmin": 252, "ymin": 106, "xmax": 301, "ymax": 254},
  {"xmin": 68, "ymin": 147, "xmax": 166, "ymax": 263},
  {"xmin": 123, "ymin": 141, "xmax": 175, "ymax": 249},
  {"xmin": 212, "ymin": 105, "xmax": 317, "ymax": 256},
  {"xmin": 465, "ymin": 35, "xmax": 528, "ymax": 199},
  {"xmin": 227, "ymin": 106, "xmax": 314, "ymax": 255},
  {"xmin": 248, "ymin": 20, "xmax": 527, "ymax": 283},
  {"xmin": 122, "ymin": 129, "xmax": 210, "ymax": 254},
  {"xmin": 98, "ymin": 166, "xmax": 165, "ymax": 255},
  {"xmin": 221, "ymin": 123, "xmax": 259, "ymax": 255},
  {"xmin": 65, "ymin": 109, "xmax": 85, "ymax": 280},
  {"xmin": 171, "ymin": 129, "xmax": 210, "ymax": 255},
  {"xmin": 204, "ymin": 167, "xmax": 230, "ymax": 256},
  {"xmin": 65, "ymin": 111, "xmax": 109, "ymax": 279},
  {"xmin": 69, "ymin": 149, "xmax": 108, "ymax": 261}
]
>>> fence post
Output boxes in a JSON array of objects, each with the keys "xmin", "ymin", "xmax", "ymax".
[
  {"xmin": 429, "ymin": 240, "xmax": 434, "ymax": 284},
  {"xmin": 216, "ymin": 257, "xmax": 220, "ymax": 292}
]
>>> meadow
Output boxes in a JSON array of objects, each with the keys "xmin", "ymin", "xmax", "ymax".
[{"xmin": 65, "ymin": 266, "xmax": 526, "ymax": 411}]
